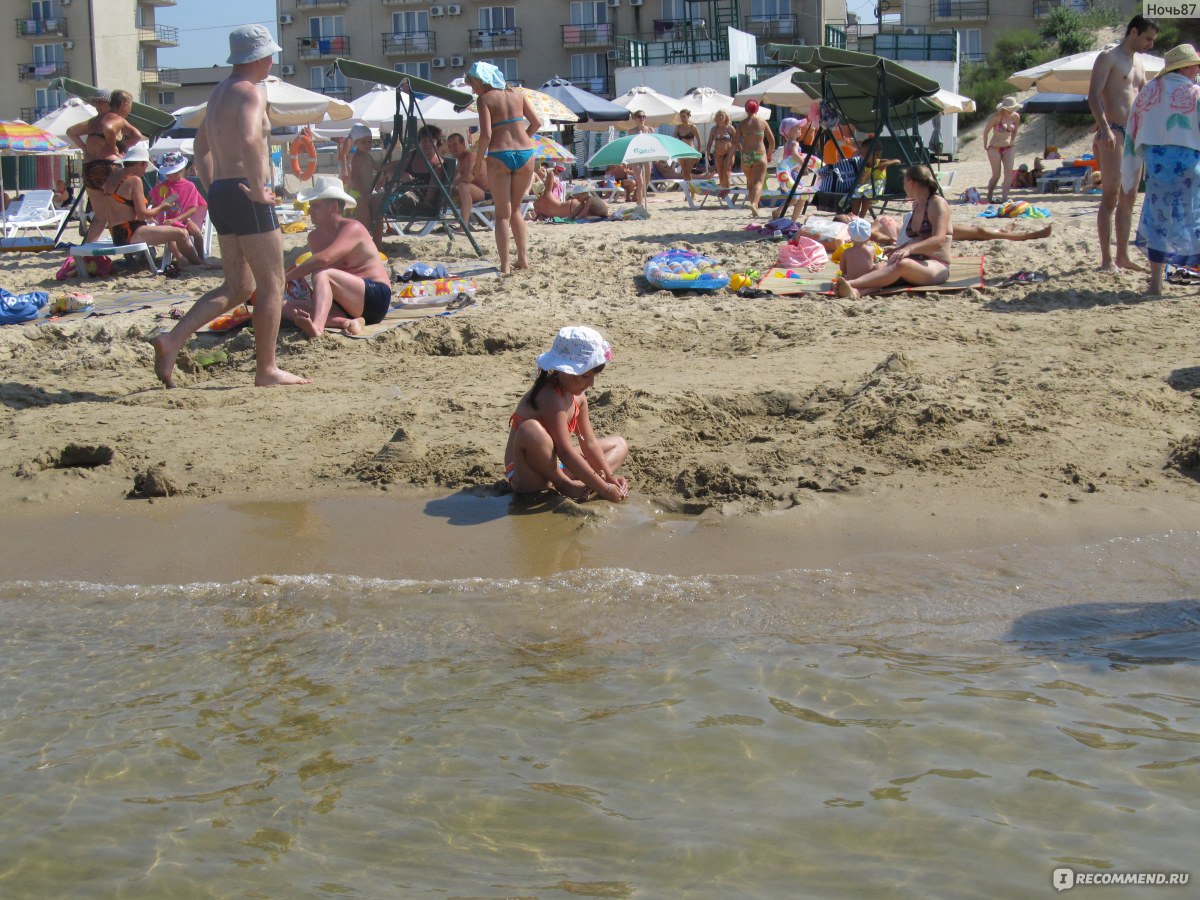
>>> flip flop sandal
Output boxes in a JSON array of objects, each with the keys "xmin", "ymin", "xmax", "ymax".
[
  {"xmin": 444, "ymin": 292, "xmax": 477, "ymax": 311},
  {"xmin": 162, "ymin": 262, "xmax": 182, "ymax": 279},
  {"xmin": 1001, "ymin": 270, "xmax": 1049, "ymax": 286},
  {"xmin": 735, "ymin": 287, "xmax": 774, "ymax": 299}
]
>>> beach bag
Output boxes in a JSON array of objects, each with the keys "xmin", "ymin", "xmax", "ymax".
[
  {"xmin": 644, "ymin": 249, "xmax": 730, "ymax": 292},
  {"xmin": 778, "ymin": 236, "xmax": 828, "ymax": 272},
  {"xmin": 0, "ymin": 288, "xmax": 49, "ymax": 325},
  {"xmin": 54, "ymin": 256, "xmax": 113, "ymax": 280}
]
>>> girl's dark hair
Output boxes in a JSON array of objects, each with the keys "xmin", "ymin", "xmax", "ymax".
[
  {"xmin": 904, "ymin": 164, "xmax": 942, "ymax": 197},
  {"xmin": 527, "ymin": 369, "xmax": 553, "ymax": 409}
]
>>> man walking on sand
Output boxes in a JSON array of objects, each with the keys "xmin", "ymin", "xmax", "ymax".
[
  {"xmin": 153, "ymin": 24, "xmax": 309, "ymax": 387},
  {"xmin": 1088, "ymin": 15, "xmax": 1157, "ymax": 273}
]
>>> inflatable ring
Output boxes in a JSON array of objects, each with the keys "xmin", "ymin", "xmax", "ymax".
[{"xmin": 289, "ymin": 132, "xmax": 318, "ymax": 179}]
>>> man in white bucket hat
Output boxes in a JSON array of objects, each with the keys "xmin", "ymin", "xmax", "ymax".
[
  {"xmin": 281, "ymin": 176, "xmax": 393, "ymax": 338},
  {"xmin": 153, "ymin": 24, "xmax": 311, "ymax": 387}
]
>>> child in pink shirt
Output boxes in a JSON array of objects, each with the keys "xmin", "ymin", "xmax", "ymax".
[{"xmin": 150, "ymin": 151, "xmax": 208, "ymax": 261}]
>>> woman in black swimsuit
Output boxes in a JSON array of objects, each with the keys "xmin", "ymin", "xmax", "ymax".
[
  {"xmin": 673, "ymin": 109, "xmax": 701, "ymax": 181},
  {"xmin": 835, "ymin": 165, "xmax": 951, "ymax": 298},
  {"xmin": 66, "ymin": 90, "xmax": 145, "ymax": 244}
]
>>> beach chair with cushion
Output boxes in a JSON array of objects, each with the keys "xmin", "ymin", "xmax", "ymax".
[
  {"xmin": 470, "ymin": 194, "xmax": 537, "ymax": 230},
  {"xmin": 1037, "ymin": 165, "xmax": 1089, "ymax": 193},
  {"xmin": 1, "ymin": 191, "xmax": 68, "ymax": 240}
]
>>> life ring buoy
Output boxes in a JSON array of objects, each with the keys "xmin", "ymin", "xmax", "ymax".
[{"xmin": 289, "ymin": 132, "xmax": 318, "ymax": 179}]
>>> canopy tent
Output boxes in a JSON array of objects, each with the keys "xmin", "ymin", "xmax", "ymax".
[
  {"xmin": 50, "ymin": 76, "xmax": 175, "ymax": 140},
  {"xmin": 765, "ymin": 44, "xmax": 941, "ymax": 215},
  {"xmin": 332, "ymin": 59, "xmax": 481, "ymax": 255}
]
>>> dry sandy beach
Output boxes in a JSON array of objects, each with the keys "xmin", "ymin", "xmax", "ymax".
[{"xmin": 1, "ymin": 120, "xmax": 1198, "ymax": 582}]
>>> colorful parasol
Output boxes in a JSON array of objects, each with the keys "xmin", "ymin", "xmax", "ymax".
[
  {"xmin": 531, "ymin": 134, "xmax": 575, "ymax": 162},
  {"xmin": 470, "ymin": 85, "xmax": 579, "ymax": 124},
  {"xmin": 0, "ymin": 120, "xmax": 73, "ymax": 154}
]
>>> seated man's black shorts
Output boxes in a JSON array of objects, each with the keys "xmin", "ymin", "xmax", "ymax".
[
  {"xmin": 207, "ymin": 178, "xmax": 278, "ymax": 236},
  {"xmin": 361, "ymin": 279, "xmax": 392, "ymax": 326}
]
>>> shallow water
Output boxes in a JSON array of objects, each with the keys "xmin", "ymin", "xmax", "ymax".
[{"xmin": 1, "ymin": 532, "xmax": 1198, "ymax": 897}]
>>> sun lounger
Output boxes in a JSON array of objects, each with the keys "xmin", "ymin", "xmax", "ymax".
[
  {"xmin": 469, "ymin": 194, "xmax": 537, "ymax": 230},
  {"xmin": 68, "ymin": 241, "xmax": 161, "ymax": 277},
  {"xmin": 1, "ymin": 191, "xmax": 68, "ymax": 240},
  {"xmin": 1037, "ymin": 166, "xmax": 1089, "ymax": 193}
]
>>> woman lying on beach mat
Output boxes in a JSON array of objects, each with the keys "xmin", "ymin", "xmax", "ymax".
[
  {"xmin": 504, "ymin": 326, "xmax": 629, "ymax": 503},
  {"xmin": 835, "ymin": 165, "xmax": 951, "ymax": 299}
]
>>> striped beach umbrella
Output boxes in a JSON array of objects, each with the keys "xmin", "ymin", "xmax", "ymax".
[
  {"xmin": 0, "ymin": 120, "xmax": 72, "ymax": 154},
  {"xmin": 531, "ymin": 134, "xmax": 574, "ymax": 162}
]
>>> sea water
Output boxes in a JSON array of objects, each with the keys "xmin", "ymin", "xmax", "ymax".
[{"xmin": 1, "ymin": 532, "xmax": 1198, "ymax": 897}]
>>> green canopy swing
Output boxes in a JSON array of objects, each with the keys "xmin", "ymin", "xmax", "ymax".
[{"xmin": 334, "ymin": 59, "xmax": 482, "ymax": 255}]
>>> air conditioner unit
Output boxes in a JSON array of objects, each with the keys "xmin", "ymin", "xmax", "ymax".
[
  {"xmin": 430, "ymin": 5, "xmax": 445, "ymax": 15},
  {"xmin": 432, "ymin": 56, "xmax": 446, "ymax": 67},
  {"xmin": 606, "ymin": 49, "xmax": 619, "ymax": 60},
  {"xmin": 903, "ymin": 26, "xmax": 919, "ymax": 34},
  {"xmin": 450, "ymin": 54, "xmax": 465, "ymax": 66},
  {"xmin": 629, "ymin": 0, "xmax": 644, "ymax": 6},
  {"xmin": 447, "ymin": 4, "xmax": 462, "ymax": 14},
  {"xmin": 60, "ymin": 0, "xmax": 70, "ymax": 5},
  {"xmin": 280, "ymin": 13, "xmax": 294, "ymax": 26},
  {"xmin": 607, "ymin": 0, "xmax": 621, "ymax": 6},
  {"xmin": 62, "ymin": 40, "xmax": 74, "ymax": 50},
  {"xmin": 281, "ymin": 64, "xmax": 296, "ymax": 75}
]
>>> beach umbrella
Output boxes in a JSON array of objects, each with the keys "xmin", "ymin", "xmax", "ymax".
[
  {"xmin": 734, "ymin": 67, "xmax": 808, "ymax": 109},
  {"xmin": 175, "ymin": 77, "xmax": 353, "ymax": 127},
  {"xmin": 0, "ymin": 120, "xmax": 76, "ymax": 204},
  {"xmin": 931, "ymin": 89, "xmax": 975, "ymax": 115},
  {"xmin": 673, "ymin": 86, "xmax": 768, "ymax": 124},
  {"xmin": 531, "ymin": 134, "xmax": 574, "ymax": 162},
  {"xmin": 609, "ymin": 85, "xmax": 684, "ymax": 128},
  {"xmin": 414, "ymin": 95, "xmax": 479, "ymax": 134},
  {"xmin": 32, "ymin": 97, "xmax": 97, "ymax": 140},
  {"xmin": 586, "ymin": 133, "xmax": 701, "ymax": 167},
  {"xmin": 538, "ymin": 76, "xmax": 630, "ymax": 123},
  {"xmin": 150, "ymin": 133, "xmax": 195, "ymax": 158},
  {"xmin": 466, "ymin": 84, "xmax": 579, "ymax": 124},
  {"xmin": 1008, "ymin": 46, "xmax": 1164, "ymax": 94},
  {"xmin": 313, "ymin": 83, "xmax": 400, "ymax": 138}
]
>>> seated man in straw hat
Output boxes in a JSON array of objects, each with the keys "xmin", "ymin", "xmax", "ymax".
[{"xmin": 283, "ymin": 176, "xmax": 392, "ymax": 338}]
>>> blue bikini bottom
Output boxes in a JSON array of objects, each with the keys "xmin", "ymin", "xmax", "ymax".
[{"xmin": 488, "ymin": 148, "xmax": 535, "ymax": 172}]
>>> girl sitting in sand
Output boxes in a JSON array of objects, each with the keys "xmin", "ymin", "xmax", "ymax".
[{"xmin": 505, "ymin": 326, "xmax": 629, "ymax": 503}]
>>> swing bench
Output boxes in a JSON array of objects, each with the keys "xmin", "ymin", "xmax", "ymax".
[{"xmin": 764, "ymin": 45, "xmax": 943, "ymax": 219}]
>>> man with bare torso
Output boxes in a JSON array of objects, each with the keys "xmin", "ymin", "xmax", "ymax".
[
  {"xmin": 153, "ymin": 25, "xmax": 309, "ymax": 387},
  {"xmin": 1088, "ymin": 15, "xmax": 1157, "ymax": 272},
  {"xmin": 282, "ymin": 176, "xmax": 391, "ymax": 338}
]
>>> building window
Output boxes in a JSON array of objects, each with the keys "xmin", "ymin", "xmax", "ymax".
[
  {"xmin": 661, "ymin": 0, "xmax": 687, "ymax": 19},
  {"xmin": 570, "ymin": 1, "xmax": 607, "ymax": 25},
  {"xmin": 393, "ymin": 10, "xmax": 429, "ymax": 33},
  {"xmin": 750, "ymin": 0, "xmax": 790, "ymax": 15},
  {"xmin": 309, "ymin": 15, "xmax": 345, "ymax": 38},
  {"xmin": 478, "ymin": 6, "xmax": 515, "ymax": 30},
  {"xmin": 393, "ymin": 61, "xmax": 431, "ymax": 81},
  {"xmin": 310, "ymin": 66, "xmax": 347, "ymax": 93},
  {"xmin": 31, "ymin": 1, "xmax": 57, "ymax": 19},
  {"xmin": 478, "ymin": 57, "xmax": 518, "ymax": 82},
  {"xmin": 159, "ymin": 91, "xmax": 175, "ymax": 106},
  {"xmin": 35, "ymin": 86, "xmax": 65, "ymax": 114},
  {"xmin": 957, "ymin": 28, "xmax": 981, "ymax": 62},
  {"xmin": 570, "ymin": 53, "xmax": 605, "ymax": 94},
  {"xmin": 33, "ymin": 42, "xmax": 64, "ymax": 65}
]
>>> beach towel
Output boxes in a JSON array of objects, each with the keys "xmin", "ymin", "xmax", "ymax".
[
  {"xmin": 756, "ymin": 256, "xmax": 986, "ymax": 296},
  {"xmin": 40, "ymin": 290, "xmax": 190, "ymax": 320},
  {"xmin": 340, "ymin": 294, "xmax": 477, "ymax": 341},
  {"xmin": 0, "ymin": 289, "xmax": 49, "ymax": 325}
]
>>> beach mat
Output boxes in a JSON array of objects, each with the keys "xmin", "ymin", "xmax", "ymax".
[
  {"xmin": 758, "ymin": 256, "xmax": 986, "ymax": 296},
  {"xmin": 341, "ymin": 295, "xmax": 478, "ymax": 340},
  {"xmin": 40, "ymin": 290, "xmax": 191, "ymax": 322}
]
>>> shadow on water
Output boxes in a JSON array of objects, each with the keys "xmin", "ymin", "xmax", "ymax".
[
  {"xmin": 1007, "ymin": 599, "xmax": 1200, "ymax": 668},
  {"xmin": 423, "ymin": 489, "xmax": 511, "ymax": 526}
]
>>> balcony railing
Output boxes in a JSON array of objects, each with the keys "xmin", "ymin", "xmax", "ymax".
[
  {"xmin": 1034, "ymin": 0, "xmax": 1089, "ymax": 15},
  {"xmin": 138, "ymin": 24, "xmax": 179, "ymax": 46},
  {"xmin": 742, "ymin": 15, "xmax": 797, "ymax": 39},
  {"xmin": 873, "ymin": 31, "xmax": 959, "ymax": 62},
  {"xmin": 929, "ymin": 0, "xmax": 989, "ymax": 20},
  {"xmin": 18, "ymin": 61, "xmax": 68, "ymax": 81},
  {"xmin": 616, "ymin": 35, "xmax": 726, "ymax": 66},
  {"xmin": 649, "ymin": 18, "xmax": 710, "ymax": 40},
  {"xmin": 19, "ymin": 106, "xmax": 56, "ymax": 122},
  {"xmin": 140, "ymin": 0, "xmax": 178, "ymax": 6},
  {"xmin": 468, "ymin": 28, "xmax": 522, "ymax": 51},
  {"xmin": 562, "ymin": 23, "xmax": 613, "ymax": 47},
  {"xmin": 16, "ymin": 17, "xmax": 68, "ymax": 37},
  {"xmin": 140, "ymin": 67, "xmax": 181, "ymax": 86},
  {"xmin": 381, "ymin": 0, "xmax": 425, "ymax": 5},
  {"xmin": 382, "ymin": 31, "xmax": 435, "ymax": 55},
  {"xmin": 568, "ymin": 75, "xmax": 615, "ymax": 99},
  {"xmin": 297, "ymin": 35, "xmax": 351, "ymax": 58},
  {"xmin": 296, "ymin": 0, "xmax": 350, "ymax": 7}
]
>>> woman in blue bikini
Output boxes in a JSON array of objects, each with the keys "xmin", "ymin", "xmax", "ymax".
[{"xmin": 467, "ymin": 61, "xmax": 542, "ymax": 274}]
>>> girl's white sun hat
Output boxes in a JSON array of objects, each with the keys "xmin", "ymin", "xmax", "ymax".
[{"xmin": 537, "ymin": 326, "xmax": 612, "ymax": 375}]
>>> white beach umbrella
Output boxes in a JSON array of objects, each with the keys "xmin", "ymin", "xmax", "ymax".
[
  {"xmin": 314, "ymin": 83, "xmax": 400, "ymax": 137},
  {"xmin": 150, "ymin": 135, "xmax": 195, "ymax": 157},
  {"xmin": 415, "ymin": 95, "xmax": 479, "ymax": 134},
  {"xmin": 33, "ymin": 97, "xmax": 97, "ymax": 140},
  {"xmin": 672, "ymin": 86, "xmax": 768, "ymax": 124},
  {"xmin": 175, "ymin": 77, "xmax": 354, "ymax": 127},
  {"xmin": 609, "ymin": 85, "xmax": 684, "ymax": 128},
  {"xmin": 734, "ymin": 67, "xmax": 808, "ymax": 109},
  {"xmin": 1008, "ymin": 46, "xmax": 1164, "ymax": 94},
  {"xmin": 931, "ymin": 89, "xmax": 976, "ymax": 115}
]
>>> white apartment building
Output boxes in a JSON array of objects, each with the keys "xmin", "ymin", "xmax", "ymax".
[
  {"xmin": 1, "ymin": 0, "xmax": 179, "ymax": 121},
  {"xmin": 273, "ymin": 0, "xmax": 845, "ymax": 102}
]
